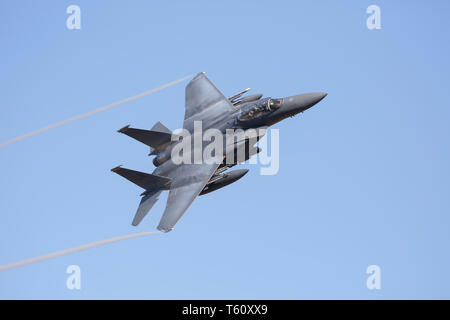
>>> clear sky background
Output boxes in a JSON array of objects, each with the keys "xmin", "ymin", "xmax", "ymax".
[{"xmin": 0, "ymin": 0, "xmax": 449, "ymax": 299}]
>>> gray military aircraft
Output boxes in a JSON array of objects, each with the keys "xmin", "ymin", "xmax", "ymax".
[{"xmin": 112, "ymin": 72, "xmax": 327, "ymax": 232}]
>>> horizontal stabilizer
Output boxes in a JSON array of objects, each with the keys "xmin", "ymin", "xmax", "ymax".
[
  {"xmin": 111, "ymin": 166, "xmax": 171, "ymax": 191},
  {"xmin": 118, "ymin": 125, "xmax": 173, "ymax": 151}
]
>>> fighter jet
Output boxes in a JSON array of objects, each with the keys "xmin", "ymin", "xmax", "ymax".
[{"xmin": 112, "ymin": 72, "xmax": 327, "ymax": 232}]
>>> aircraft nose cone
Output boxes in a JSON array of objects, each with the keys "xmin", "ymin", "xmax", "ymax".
[
  {"xmin": 282, "ymin": 92, "xmax": 327, "ymax": 114},
  {"xmin": 263, "ymin": 92, "xmax": 327, "ymax": 126}
]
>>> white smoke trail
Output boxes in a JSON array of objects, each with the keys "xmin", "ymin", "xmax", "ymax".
[
  {"xmin": 0, "ymin": 75, "xmax": 193, "ymax": 149},
  {"xmin": 0, "ymin": 231, "xmax": 160, "ymax": 272}
]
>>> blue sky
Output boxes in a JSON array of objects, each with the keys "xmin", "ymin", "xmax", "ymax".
[{"xmin": 1, "ymin": 0, "xmax": 449, "ymax": 299}]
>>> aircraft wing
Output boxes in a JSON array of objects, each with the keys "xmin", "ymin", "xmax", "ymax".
[
  {"xmin": 183, "ymin": 72, "xmax": 233, "ymax": 132},
  {"xmin": 157, "ymin": 72, "xmax": 230, "ymax": 232},
  {"xmin": 157, "ymin": 162, "xmax": 220, "ymax": 232}
]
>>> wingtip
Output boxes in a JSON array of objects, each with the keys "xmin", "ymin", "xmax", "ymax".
[
  {"xmin": 118, "ymin": 125, "xmax": 130, "ymax": 133},
  {"xmin": 194, "ymin": 72, "xmax": 206, "ymax": 79},
  {"xmin": 157, "ymin": 226, "xmax": 173, "ymax": 233},
  {"xmin": 111, "ymin": 165, "xmax": 122, "ymax": 172}
]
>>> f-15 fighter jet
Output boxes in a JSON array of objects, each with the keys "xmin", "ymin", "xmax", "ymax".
[{"xmin": 112, "ymin": 72, "xmax": 327, "ymax": 232}]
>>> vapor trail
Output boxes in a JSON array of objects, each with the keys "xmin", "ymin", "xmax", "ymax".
[
  {"xmin": 0, "ymin": 231, "xmax": 160, "ymax": 272},
  {"xmin": 0, "ymin": 75, "xmax": 193, "ymax": 149}
]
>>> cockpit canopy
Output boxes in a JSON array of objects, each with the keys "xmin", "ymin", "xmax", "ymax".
[{"xmin": 238, "ymin": 98, "xmax": 282, "ymax": 122}]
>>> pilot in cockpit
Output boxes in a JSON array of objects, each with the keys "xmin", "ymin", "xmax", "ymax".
[
  {"xmin": 267, "ymin": 98, "xmax": 282, "ymax": 111},
  {"xmin": 238, "ymin": 98, "xmax": 282, "ymax": 122}
]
